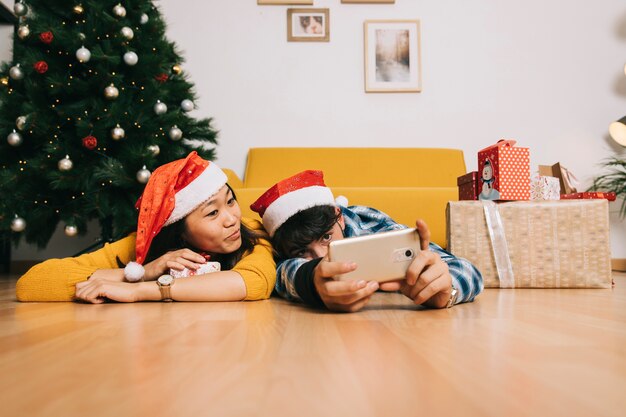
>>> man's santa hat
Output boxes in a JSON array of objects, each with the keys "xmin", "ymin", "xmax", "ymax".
[
  {"xmin": 250, "ymin": 170, "xmax": 343, "ymax": 237},
  {"xmin": 134, "ymin": 151, "xmax": 227, "ymax": 264}
]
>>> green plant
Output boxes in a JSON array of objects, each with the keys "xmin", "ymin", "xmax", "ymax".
[{"xmin": 589, "ymin": 157, "xmax": 626, "ymax": 218}]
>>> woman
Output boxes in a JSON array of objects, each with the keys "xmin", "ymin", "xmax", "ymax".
[{"xmin": 16, "ymin": 152, "xmax": 275, "ymax": 303}]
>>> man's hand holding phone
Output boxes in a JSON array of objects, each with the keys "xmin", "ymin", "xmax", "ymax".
[{"xmin": 313, "ymin": 259, "xmax": 379, "ymax": 313}]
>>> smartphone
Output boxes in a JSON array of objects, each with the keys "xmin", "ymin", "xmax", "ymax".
[{"xmin": 328, "ymin": 228, "xmax": 420, "ymax": 282}]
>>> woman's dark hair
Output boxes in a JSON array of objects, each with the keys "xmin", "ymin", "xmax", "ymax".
[
  {"xmin": 272, "ymin": 205, "xmax": 340, "ymax": 260},
  {"xmin": 144, "ymin": 185, "xmax": 260, "ymax": 270}
]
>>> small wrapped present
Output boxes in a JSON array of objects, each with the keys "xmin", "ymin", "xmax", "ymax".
[
  {"xmin": 170, "ymin": 262, "xmax": 221, "ymax": 279},
  {"xmin": 560, "ymin": 192, "xmax": 616, "ymax": 201},
  {"xmin": 446, "ymin": 200, "xmax": 612, "ymax": 288},
  {"xmin": 457, "ymin": 171, "xmax": 479, "ymax": 200},
  {"xmin": 530, "ymin": 173, "xmax": 560, "ymax": 200},
  {"xmin": 477, "ymin": 139, "xmax": 530, "ymax": 201},
  {"xmin": 538, "ymin": 163, "xmax": 580, "ymax": 194}
]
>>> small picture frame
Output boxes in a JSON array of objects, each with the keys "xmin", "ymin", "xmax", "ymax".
[
  {"xmin": 287, "ymin": 8, "xmax": 330, "ymax": 42},
  {"xmin": 364, "ymin": 20, "xmax": 422, "ymax": 93},
  {"xmin": 258, "ymin": 0, "xmax": 313, "ymax": 5},
  {"xmin": 342, "ymin": 0, "xmax": 395, "ymax": 3}
]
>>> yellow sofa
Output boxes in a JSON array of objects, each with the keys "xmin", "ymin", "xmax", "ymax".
[{"xmin": 224, "ymin": 147, "xmax": 467, "ymax": 248}]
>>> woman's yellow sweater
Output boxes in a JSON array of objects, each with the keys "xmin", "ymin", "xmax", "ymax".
[{"xmin": 16, "ymin": 218, "xmax": 276, "ymax": 302}]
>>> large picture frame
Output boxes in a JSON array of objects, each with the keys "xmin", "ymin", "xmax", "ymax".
[
  {"xmin": 258, "ymin": 0, "xmax": 313, "ymax": 5},
  {"xmin": 287, "ymin": 8, "xmax": 330, "ymax": 42},
  {"xmin": 364, "ymin": 20, "xmax": 422, "ymax": 93}
]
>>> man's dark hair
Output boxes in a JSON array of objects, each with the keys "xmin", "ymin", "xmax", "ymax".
[{"xmin": 272, "ymin": 205, "xmax": 340, "ymax": 259}]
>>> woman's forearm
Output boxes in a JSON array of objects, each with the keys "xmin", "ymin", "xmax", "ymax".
[{"xmin": 137, "ymin": 271, "xmax": 247, "ymax": 302}]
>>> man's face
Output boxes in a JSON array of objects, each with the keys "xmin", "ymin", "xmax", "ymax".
[{"xmin": 295, "ymin": 214, "xmax": 345, "ymax": 260}]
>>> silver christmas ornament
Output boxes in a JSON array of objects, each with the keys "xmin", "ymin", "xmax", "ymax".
[
  {"xmin": 14, "ymin": 2, "xmax": 27, "ymax": 17},
  {"xmin": 76, "ymin": 46, "xmax": 91, "ymax": 63},
  {"xmin": 120, "ymin": 26, "xmax": 134, "ymax": 40},
  {"xmin": 168, "ymin": 126, "xmax": 183, "ymax": 141},
  {"xmin": 58, "ymin": 155, "xmax": 73, "ymax": 171},
  {"xmin": 147, "ymin": 144, "xmax": 160, "ymax": 156},
  {"xmin": 180, "ymin": 99, "xmax": 194, "ymax": 112},
  {"xmin": 140, "ymin": 13, "xmax": 149, "ymax": 25},
  {"xmin": 10, "ymin": 216, "xmax": 26, "ymax": 232},
  {"xmin": 104, "ymin": 84, "xmax": 119, "ymax": 100},
  {"xmin": 136, "ymin": 166, "xmax": 151, "ymax": 183},
  {"xmin": 7, "ymin": 129, "xmax": 23, "ymax": 146},
  {"xmin": 17, "ymin": 25, "xmax": 30, "ymax": 40},
  {"xmin": 78, "ymin": 32, "xmax": 86, "ymax": 41},
  {"xmin": 9, "ymin": 64, "xmax": 24, "ymax": 80},
  {"xmin": 123, "ymin": 51, "xmax": 138, "ymax": 66},
  {"xmin": 154, "ymin": 100, "xmax": 167, "ymax": 115},
  {"xmin": 111, "ymin": 124, "xmax": 125, "ymax": 140},
  {"xmin": 64, "ymin": 225, "xmax": 78, "ymax": 237},
  {"xmin": 16, "ymin": 116, "xmax": 27, "ymax": 131},
  {"xmin": 113, "ymin": 3, "xmax": 126, "ymax": 18}
]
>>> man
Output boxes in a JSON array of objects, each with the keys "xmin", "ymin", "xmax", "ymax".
[{"xmin": 251, "ymin": 170, "xmax": 483, "ymax": 312}]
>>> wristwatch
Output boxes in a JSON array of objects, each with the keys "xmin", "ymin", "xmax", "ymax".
[
  {"xmin": 156, "ymin": 274, "xmax": 174, "ymax": 302},
  {"xmin": 446, "ymin": 285, "xmax": 458, "ymax": 308}
]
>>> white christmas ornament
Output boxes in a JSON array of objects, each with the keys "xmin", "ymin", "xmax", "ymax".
[
  {"xmin": 113, "ymin": 3, "xmax": 126, "ymax": 18},
  {"xmin": 76, "ymin": 46, "xmax": 91, "ymax": 63},
  {"xmin": 147, "ymin": 144, "xmax": 160, "ymax": 156},
  {"xmin": 9, "ymin": 64, "xmax": 24, "ymax": 80},
  {"xmin": 14, "ymin": 2, "xmax": 27, "ymax": 16},
  {"xmin": 111, "ymin": 124, "xmax": 125, "ymax": 140},
  {"xmin": 123, "ymin": 51, "xmax": 138, "ymax": 66},
  {"xmin": 78, "ymin": 32, "xmax": 86, "ymax": 41},
  {"xmin": 120, "ymin": 26, "xmax": 134, "ymax": 40},
  {"xmin": 136, "ymin": 166, "xmax": 151, "ymax": 183},
  {"xmin": 140, "ymin": 13, "xmax": 149, "ymax": 24},
  {"xmin": 104, "ymin": 84, "xmax": 119, "ymax": 100},
  {"xmin": 154, "ymin": 100, "xmax": 167, "ymax": 115},
  {"xmin": 58, "ymin": 155, "xmax": 73, "ymax": 171},
  {"xmin": 11, "ymin": 216, "xmax": 26, "ymax": 232},
  {"xmin": 16, "ymin": 116, "xmax": 27, "ymax": 131},
  {"xmin": 17, "ymin": 25, "xmax": 30, "ymax": 40},
  {"xmin": 7, "ymin": 130, "xmax": 23, "ymax": 146},
  {"xmin": 64, "ymin": 225, "xmax": 78, "ymax": 237},
  {"xmin": 180, "ymin": 99, "xmax": 194, "ymax": 112},
  {"xmin": 168, "ymin": 126, "xmax": 183, "ymax": 141}
]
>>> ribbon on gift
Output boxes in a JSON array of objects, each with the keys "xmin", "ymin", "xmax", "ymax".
[{"xmin": 482, "ymin": 201, "xmax": 515, "ymax": 288}]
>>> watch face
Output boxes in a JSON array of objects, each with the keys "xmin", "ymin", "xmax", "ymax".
[{"xmin": 158, "ymin": 274, "xmax": 174, "ymax": 286}]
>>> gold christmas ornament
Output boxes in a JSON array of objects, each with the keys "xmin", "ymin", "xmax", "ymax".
[
  {"xmin": 172, "ymin": 64, "xmax": 182, "ymax": 75},
  {"xmin": 11, "ymin": 216, "xmax": 26, "ymax": 232},
  {"xmin": 17, "ymin": 25, "xmax": 30, "ymax": 40},
  {"xmin": 1, "ymin": 77, "xmax": 9, "ymax": 86},
  {"xmin": 73, "ymin": 4, "xmax": 84, "ymax": 15}
]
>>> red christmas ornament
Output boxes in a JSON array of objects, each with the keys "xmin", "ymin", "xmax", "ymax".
[
  {"xmin": 33, "ymin": 61, "xmax": 48, "ymax": 74},
  {"xmin": 39, "ymin": 31, "xmax": 54, "ymax": 44},
  {"xmin": 154, "ymin": 73, "xmax": 169, "ymax": 83},
  {"xmin": 82, "ymin": 135, "xmax": 98, "ymax": 150}
]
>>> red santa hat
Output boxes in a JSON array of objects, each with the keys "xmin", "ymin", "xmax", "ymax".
[
  {"xmin": 250, "ymin": 170, "xmax": 336, "ymax": 237},
  {"xmin": 134, "ymin": 151, "xmax": 227, "ymax": 264}
]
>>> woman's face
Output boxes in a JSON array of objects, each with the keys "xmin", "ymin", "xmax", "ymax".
[{"xmin": 183, "ymin": 185, "xmax": 242, "ymax": 255}]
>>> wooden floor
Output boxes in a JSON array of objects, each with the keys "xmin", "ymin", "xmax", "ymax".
[{"xmin": 1, "ymin": 273, "xmax": 625, "ymax": 417}]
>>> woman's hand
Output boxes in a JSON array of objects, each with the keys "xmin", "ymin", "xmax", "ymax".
[
  {"xmin": 75, "ymin": 280, "xmax": 145, "ymax": 304},
  {"xmin": 143, "ymin": 248, "xmax": 207, "ymax": 281}
]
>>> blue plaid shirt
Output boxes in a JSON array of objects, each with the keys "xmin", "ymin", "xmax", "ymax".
[{"xmin": 275, "ymin": 205, "xmax": 484, "ymax": 306}]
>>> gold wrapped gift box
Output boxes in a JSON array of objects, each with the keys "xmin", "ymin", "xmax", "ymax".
[{"xmin": 446, "ymin": 200, "xmax": 612, "ymax": 288}]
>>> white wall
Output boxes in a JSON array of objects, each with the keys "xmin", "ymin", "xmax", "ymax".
[{"xmin": 12, "ymin": 0, "xmax": 626, "ymax": 259}]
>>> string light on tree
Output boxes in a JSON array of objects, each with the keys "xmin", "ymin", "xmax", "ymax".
[
  {"xmin": 64, "ymin": 224, "xmax": 78, "ymax": 237},
  {"xmin": 104, "ymin": 84, "xmax": 119, "ymax": 100},
  {"xmin": 7, "ymin": 129, "xmax": 23, "ymax": 146},
  {"xmin": 9, "ymin": 64, "xmax": 24, "ymax": 80},
  {"xmin": 181, "ymin": 99, "xmax": 194, "ymax": 112},
  {"xmin": 10, "ymin": 215, "xmax": 26, "ymax": 232},
  {"xmin": 76, "ymin": 46, "xmax": 91, "ymax": 63},
  {"xmin": 136, "ymin": 165, "xmax": 151, "ymax": 183},
  {"xmin": 58, "ymin": 155, "xmax": 73, "ymax": 171},
  {"xmin": 113, "ymin": 3, "xmax": 126, "ymax": 18},
  {"xmin": 154, "ymin": 100, "xmax": 167, "ymax": 115},
  {"xmin": 111, "ymin": 124, "xmax": 125, "ymax": 140},
  {"xmin": 120, "ymin": 27, "xmax": 134, "ymax": 40},
  {"xmin": 123, "ymin": 51, "xmax": 138, "ymax": 66}
]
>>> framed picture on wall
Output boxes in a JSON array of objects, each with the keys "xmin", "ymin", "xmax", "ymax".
[
  {"xmin": 287, "ymin": 8, "xmax": 330, "ymax": 42},
  {"xmin": 342, "ymin": 1, "xmax": 395, "ymax": 3},
  {"xmin": 258, "ymin": 0, "xmax": 313, "ymax": 5},
  {"xmin": 364, "ymin": 20, "xmax": 422, "ymax": 93}
]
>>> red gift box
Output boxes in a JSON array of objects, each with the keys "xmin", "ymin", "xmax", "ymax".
[
  {"xmin": 560, "ymin": 192, "xmax": 616, "ymax": 201},
  {"xmin": 457, "ymin": 171, "xmax": 479, "ymax": 200},
  {"xmin": 477, "ymin": 139, "xmax": 530, "ymax": 201}
]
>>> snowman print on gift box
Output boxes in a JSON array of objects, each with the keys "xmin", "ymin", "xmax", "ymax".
[{"xmin": 479, "ymin": 159, "xmax": 500, "ymax": 200}]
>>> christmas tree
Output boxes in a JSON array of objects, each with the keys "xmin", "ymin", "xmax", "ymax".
[{"xmin": 0, "ymin": 0, "xmax": 218, "ymax": 249}]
